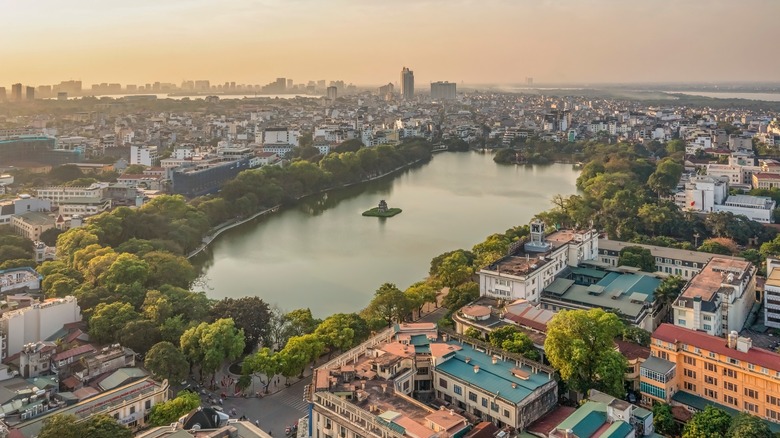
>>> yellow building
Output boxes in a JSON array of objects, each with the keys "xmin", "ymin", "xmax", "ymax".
[{"xmin": 641, "ymin": 324, "xmax": 780, "ymax": 427}]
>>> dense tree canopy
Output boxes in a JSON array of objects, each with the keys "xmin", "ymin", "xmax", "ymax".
[
  {"xmin": 148, "ymin": 391, "xmax": 200, "ymax": 426},
  {"xmin": 144, "ymin": 341, "xmax": 189, "ymax": 383},
  {"xmin": 180, "ymin": 318, "xmax": 245, "ymax": 378},
  {"xmin": 682, "ymin": 406, "xmax": 732, "ymax": 438},
  {"xmin": 210, "ymin": 297, "xmax": 271, "ymax": 353},
  {"xmin": 38, "ymin": 414, "xmax": 132, "ymax": 438},
  {"xmin": 544, "ymin": 308, "xmax": 627, "ymax": 397}
]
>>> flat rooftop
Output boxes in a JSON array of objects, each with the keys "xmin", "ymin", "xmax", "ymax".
[
  {"xmin": 598, "ymin": 238, "xmax": 743, "ymax": 265},
  {"xmin": 680, "ymin": 257, "xmax": 752, "ymax": 302}
]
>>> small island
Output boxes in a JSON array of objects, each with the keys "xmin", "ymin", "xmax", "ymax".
[{"xmin": 363, "ymin": 200, "xmax": 402, "ymax": 217}]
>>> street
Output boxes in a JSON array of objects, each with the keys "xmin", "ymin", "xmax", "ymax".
[{"xmin": 218, "ymin": 376, "xmax": 312, "ymax": 434}]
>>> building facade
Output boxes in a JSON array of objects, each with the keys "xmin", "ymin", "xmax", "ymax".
[
  {"xmin": 430, "ymin": 82, "xmax": 456, "ymax": 100},
  {"xmin": 401, "ymin": 67, "xmax": 414, "ymax": 100},
  {"xmin": 640, "ymin": 324, "xmax": 780, "ymax": 426},
  {"xmin": 0, "ymin": 296, "xmax": 81, "ymax": 360}
]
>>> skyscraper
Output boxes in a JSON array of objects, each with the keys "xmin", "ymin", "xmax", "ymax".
[
  {"xmin": 430, "ymin": 81, "xmax": 456, "ymax": 100},
  {"xmin": 11, "ymin": 83, "xmax": 22, "ymax": 102},
  {"xmin": 25, "ymin": 86, "xmax": 35, "ymax": 101},
  {"xmin": 326, "ymin": 86, "xmax": 338, "ymax": 101},
  {"xmin": 400, "ymin": 67, "xmax": 414, "ymax": 100}
]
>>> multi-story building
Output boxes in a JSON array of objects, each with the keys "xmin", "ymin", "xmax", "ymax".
[
  {"xmin": 550, "ymin": 390, "xmax": 654, "ymax": 437},
  {"xmin": 262, "ymin": 127, "xmax": 299, "ymax": 147},
  {"xmin": 36, "ymin": 184, "xmax": 105, "ymax": 207},
  {"xmin": 171, "ymin": 158, "xmax": 252, "ymax": 197},
  {"xmin": 401, "ymin": 67, "xmax": 414, "ymax": 100},
  {"xmin": 640, "ymin": 324, "xmax": 780, "ymax": 428},
  {"xmin": 11, "ymin": 212, "xmax": 54, "ymax": 241},
  {"xmin": 0, "ymin": 195, "xmax": 51, "ymax": 225},
  {"xmin": 672, "ymin": 257, "xmax": 756, "ymax": 337},
  {"xmin": 753, "ymin": 172, "xmax": 780, "ymax": 190},
  {"xmin": 763, "ymin": 258, "xmax": 780, "ymax": 330},
  {"xmin": 0, "ymin": 136, "xmax": 81, "ymax": 167},
  {"xmin": 478, "ymin": 220, "xmax": 599, "ymax": 303},
  {"xmin": 713, "ymin": 194, "xmax": 775, "ymax": 223},
  {"xmin": 307, "ymin": 323, "xmax": 558, "ymax": 435},
  {"xmin": 431, "ymin": 82, "xmax": 456, "ymax": 100},
  {"xmin": 0, "ymin": 267, "xmax": 42, "ymax": 295},
  {"xmin": 597, "ymin": 239, "xmax": 743, "ymax": 280},
  {"xmin": 130, "ymin": 145, "xmax": 159, "ymax": 167},
  {"xmin": 327, "ymin": 86, "xmax": 338, "ymax": 101},
  {"xmin": 0, "ymin": 296, "xmax": 81, "ymax": 360},
  {"xmin": 11, "ymin": 84, "xmax": 22, "ymax": 102}
]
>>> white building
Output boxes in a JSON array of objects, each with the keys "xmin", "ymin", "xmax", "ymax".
[
  {"xmin": 262, "ymin": 127, "xmax": 299, "ymax": 147},
  {"xmin": 764, "ymin": 258, "xmax": 780, "ymax": 330},
  {"xmin": 478, "ymin": 220, "xmax": 599, "ymax": 303},
  {"xmin": 680, "ymin": 175, "xmax": 728, "ymax": 212},
  {"xmin": 0, "ymin": 195, "xmax": 51, "ymax": 225},
  {"xmin": 130, "ymin": 145, "xmax": 159, "ymax": 167},
  {"xmin": 713, "ymin": 194, "xmax": 775, "ymax": 223},
  {"xmin": 672, "ymin": 257, "xmax": 755, "ymax": 337},
  {"xmin": 0, "ymin": 296, "xmax": 81, "ymax": 360},
  {"xmin": 0, "ymin": 268, "xmax": 41, "ymax": 295},
  {"xmin": 36, "ymin": 184, "xmax": 105, "ymax": 207}
]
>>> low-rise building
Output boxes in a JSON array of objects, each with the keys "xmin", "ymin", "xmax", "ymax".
[
  {"xmin": 307, "ymin": 323, "xmax": 558, "ymax": 435},
  {"xmin": 0, "ymin": 268, "xmax": 42, "ymax": 295},
  {"xmin": 713, "ymin": 194, "xmax": 775, "ymax": 223},
  {"xmin": 478, "ymin": 220, "xmax": 599, "ymax": 303},
  {"xmin": 753, "ymin": 172, "xmax": 780, "ymax": 190},
  {"xmin": 36, "ymin": 184, "xmax": 104, "ymax": 207},
  {"xmin": 640, "ymin": 324, "xmax": 780, "ymax": 429},
  {"xmin": 672, "ymin": 257, "xmax": 756, "ymax": 337},
  {"xmin": 10, "ymin": 212, "xmax": 54, "ymax": 241},
  {"xmin": 549, "ymin": 389, "xmax": 654, "ymax": 437}
]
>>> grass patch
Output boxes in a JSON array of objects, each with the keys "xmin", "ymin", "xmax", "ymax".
[{"xmin": 362, "ymin": 207, "xmax": 402, "ymax": 217}]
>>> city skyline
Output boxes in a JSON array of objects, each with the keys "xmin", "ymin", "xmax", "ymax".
[{"xmin": 2, "ymin": 0, "xmax": 779, "ymax": 87}]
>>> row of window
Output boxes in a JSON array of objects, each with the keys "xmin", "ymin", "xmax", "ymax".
[{"xmin": 445, "ymin": 380, "xmax": 511, "ymax": 419}]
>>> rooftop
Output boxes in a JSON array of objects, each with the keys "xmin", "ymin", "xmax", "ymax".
[
  {"xmin": 14, "ymin": 211, "xmax": 54, "ymax": 226},
  {"xmin": 679, "ymin": 257, "xmax": 752, "ymax": 302},
  {"xmin": 653, "ymin": 323, "xmax": 780, "ymax": 373},
  {"xmin": 598, "ymin": 238, "xmax": 742, "ymax": 265}
]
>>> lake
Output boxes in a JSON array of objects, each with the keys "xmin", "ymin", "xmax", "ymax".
[{"xmin": 192, "ymin": 152, "xmax": 580, "ymax": 317}]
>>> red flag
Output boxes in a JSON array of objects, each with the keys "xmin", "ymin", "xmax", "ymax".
[{"xmin": 690, "ymin": 201, "xmax": 695, "ymax": 206}]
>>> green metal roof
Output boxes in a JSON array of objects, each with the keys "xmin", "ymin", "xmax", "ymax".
[
  {"xmin": 545, "ymin": 278, "xmax": 574, "ymax": 296},
  {"xmin": 409, "ymin": 334, "xmax": 429, "ymax": 346},
  {"xmin": 672, "ymin": 391, "xmax": 780, "ymax": 433},
  {"xmin": 571, "ymin": 266, "xmax": 609, "ymax": 279},
  {"xmin": 602, "ymin": 420, "xmax": 633, "ymax": 438},
  {"xmin": 434, "ymin": 342, "xmax": 552, "ymax": 405}
]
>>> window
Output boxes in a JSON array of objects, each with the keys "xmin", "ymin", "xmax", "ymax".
[
  {"xmin": 728, "ymin": 358, "xmax": 740, "ymax": 366},
  {"xmin": 709, "ymin": 352, "xmax": 717, "ymax": 359},
  {"xmin": 469, "ymin": 392, "xmax": 477, "ymax": 402},
  {"xmin": 724, "ymin": 394, "xmax": 738, "ymax": 406},
  {"xmin": 704, "ymin": 324, "xmax": 712, "ymax": 331},
  {"xmin": 703, "ymin": 315, "xmax": 712, "ymax": 321},
  {"xmin": 705, "ymin": 362, "xmax": 717, "ymax": 372},
  {"xmin": 491, "ymin": 401, "xmax": 499, "ymax": 412},
  {"xmin": 768, "ymin": 395, "xmax": 780, "ymax": 407},
  {"xmin": 130, "ymin": 406, "xmax": 136, "ymax": 415},
  {"xmin": 678, "ymin": 319, "xmax": 687, "ymax": 326},
  {"xmin": 724, "ymin": 382, "xmax": 738, "ymax": 392},
  {"xmin": 684, "ymin": 356, "xmax": 696, "ymax": 366},
  {"xmin": 684, "ymin": 382, "xmax": 697, "ymax": 392},
  {"xmin": 145, "ymin": 400, "xmax": 151, "ymax": 410},
  {"xmin": 482, "ymin": 397, "xmax": 488, "ymax": 408},
  {"xmin": 439, "ymin": 378, "xmax": 448, "ymax": 389},
  {"xmin": 745, "ymin": 388, "xmax": 759, "ymax": 399},
  {"xmin": 684, "ymin": 369, "xmax": 697, "ymax": 379},
  {"xmin": 503, "ymin": 409, "xmax": 510, "ymax": 418},
  {"xmin": 640, "ymin": 382, "xmax": 666, "ymax": 400},
  {"xmin": 723, "ymin": 368, "xmax": 737, "ymax": 378},
  {"xmin": 745, "ymin": 402, "xmax": 758, "ymax": 413},
  {"xmin": 748, "ymin": 364, "xmax": 755, "ymax": 371},
  {"xmin": 704, "ymin": 376, "xmax": 718, "ymax": 386},
  {"xmin": 454, "ymin": 385, "xmax": 462, "ymax": 396},
  {"xmin": 705, "ymin": 388, "xmax": 718, "ymax": 399},
  {"xmin": 768, "ymin": 409, "xmax": 780, "ymax": 421}
]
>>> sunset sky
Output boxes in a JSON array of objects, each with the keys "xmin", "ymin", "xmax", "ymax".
[{"xmin": 2, "ymin": 0, "xmax": 778, "ymax": 87}]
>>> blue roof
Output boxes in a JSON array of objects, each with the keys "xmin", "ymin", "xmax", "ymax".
[
  {"xmin": 603, "ymin": 421, "xmax": 633, "ymax": 438},
  {"xmin": 434, "ymin": 342, "xmax": 552, "ymax": 405},
  {"xmin": 597, "ymin": 272, "xmax": 660, "ymax": 301}
]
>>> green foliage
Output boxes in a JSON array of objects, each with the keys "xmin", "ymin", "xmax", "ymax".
[
  {"xmin": 38, "ymin": 413, "xmax": 132, "ymax": 438},
  {"xmin": 443, "ymin": 282, "xmax": 480, "ymax": 313},
  {"xmin": 315, "ymin": 313, "xmax": 370, "ymax": 353},
  {"xmin": 434, "ymin": 250, "xmax": 475, "ymax": 287},
  {"xmin": 622, "ymin": 326, "xmax": 651, "ymax": 346},
  {"xmin": 430, "ymin": 249, "xmax": 474, "ymax": 276},
  {"xmin": 464, "ymin": 327, "xmax": 482, "ymax": 339},
  {"xmin": 118, "ymin": 320, "xmax": 161, "ymax": 355},
  {"xmin": 726, "ymin": 413, "xmax": 773, "ymax": 438},
  {"xmin": 144, "ymin": 341, "xmax": 189, "ymax": 383},
  {"xmin": 363, "ymin": 283, "xmax": 411, "ymax": 327},
  {"xmin": 48, "ymin": 165, "xmax": 84, "ymax": 183},
  {"xmin": 39, "ymin": 227, "xmax": 64, "ymax": 247},
  {"xmin": 180, "ymin": 318, "xmax": 245, "ymax": 377},
  {"xmin": 210, "ymin": 297, "xmax": 271, "ymax": 352},
  {"xmin": 698, "ymin": 239, "xmax": 733, "ymax": 255},
  {"xmin": 0, "ymin": 231, "xmax": 34, "ymax": 265},
  {"xmin": 148, "ymin": 391, "xmax": 200, "ymax": 426},
  {"xmin": 89, "ymin": 302, "xmax": 140, "ymax": 344},
  {"xmin": 501, "ymin": 332, "xmax": 540, "ymax": 361},
  {"xmin": 278, "ymin": 333, "xmax": 325, "ymax": 379},
  {"xmin": 652, "ymin": 404, "xmax": 680, "ymax": 437},
  {"xmin": 488, "ymin": 326, "xmax": 518, "ymax": 348},
  {"xmin": 243, "ymin": 347, "xmax": 281, "ymax": 392},
  {"xmin": 404, "ymin": 281, "xmax": 438, "ymax": 315},
  {"xmin": 648, "ymin": 158, "xmax": 684, "ymax": 196},
  {"xmin": 332, "ymin": 138, "xmax": 365, "ymax": 153},
  {"xmin": 544, "ymin": 308, "xmax": 627, "ymax": 397},
  {"xmin": 617, "ymin": 246, "xmax": 656, "ymax": 272},
  {"xmin": 682, "ymin": 406, "xmax": 732, "ymax": 438}
]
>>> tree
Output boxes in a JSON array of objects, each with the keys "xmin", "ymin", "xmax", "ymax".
[
  {"xmin": 39, "ymin": 414, "xmax": 132, "ymax": 438},
  {"xmin": 682, "ymin": 406, "xmax": 732, "ymax": 438},
  {"xmin": 180, "ymin": 318, "xmax": 245, "ymax": 379},
  {"xmin": 442, "ymin": 282, "xmax": 480, "ymax": 312},
  {"xmin": 145, "ymin": 341, "xmax": 189, "ymax": 383},
  {"xmin": 464, "ymin": 327, "xmax": 482, "ymax": 339},
  {"xmin": 404, "ymin": 281, "xmax": 439, "ymax": 317},
  {"xmin": 210, "ymin": 297, "xmax": 271, "ymax": 353},
  {"xmin": 143, "ymin": 251, "xmax": 196, "ymax": 289},
  {"xmin": 618, "ymin": 246, "xmax": 656, "ymax": 272},
  {"xmin": 315, "ymin": 313, "xmax": 369, "ymax": 356},
  {"xmin": 652, "ymin": 404, "xmax": 680, "ymax": 437},
  {"xmin": 364, "ymin": 283, "xmax": 411, "ymax": 327},
  {"xmin": 435, "ymin": 251, "xmax": 475, "ymax": 287},
  {"xmin": 118, "ymin": 320, "xmax": 161, "ymax": 355},
  {"xmin": 655, "ymin": 275, "xmax": 686, "ymax": 322},
  {"xmin": 502, "ymin": 332, "xmax": 540, "ymax": 361},
  {"xmin": 89, "ymin": 302, "xmax": 140, "ymax": 344},
  {"xmin": 622, "ymin": 326, "xmax": 651, "ymax": 347},
  {"xmin": 284, "ymin": 308, "xmax": 320, "ymax": 338},
  {"xmin": 243, "ymin": 347, "xmax": 281, "ymax": 393},
  {"xmin": 488, "ymin": 326, "xmax": 519, "ymax": 348},
  {"xmin": 278, "ymin": 333, "xmax": 324, "ymax": 380},
  {"xmin": 544, "ymin": 308, "xmax": 627, "ymax": 397},
  {"xmin": 698, "ymin": 239, "xmax": 734, "ymax": 255},
  {"xmin": 148, "ymin": 391, "xmax": 200, "ymax": 426},
  {"xmin": 726, "ymin": 413, "xmax": 772, "ymax": 438},
  {"xmin": 39, "ymin": 228, "xmax": 64, "ymax": 247}
]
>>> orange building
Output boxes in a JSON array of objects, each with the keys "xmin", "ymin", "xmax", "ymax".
[{"xmin": 640, "ymin": 324, "xmax": 780, "ymax": 428}]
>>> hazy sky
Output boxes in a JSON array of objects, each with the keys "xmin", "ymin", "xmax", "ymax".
[{"xmin": 2, "ymin": 0, "xmax": 779, "ymax": 87}]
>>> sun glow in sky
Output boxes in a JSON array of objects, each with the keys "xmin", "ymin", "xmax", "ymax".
[{"xmin": 2, "ymin": 0, "xmax": 779, "ymax": 87}]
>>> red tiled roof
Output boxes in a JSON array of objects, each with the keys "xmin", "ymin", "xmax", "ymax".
[
  {"xmin": 53, "ymin": 344, "xmax": 96, "ymax": 362},
  {"xmin": 653, "ymin": 324, "xmax": 780, "ymax": 372},
  {"xmin": 754, "ymin": 172, "xmax": 780, "ymax": 180},
  {"xmin": 615, "ymin": 339, "xmax": 651, "ymax": 361},
  {"xmin": 465, "ymin": 422, "xmax": 500, "ymax": 438},
  {"xmin": 527, "ymin": 406, "xmax": 577, "ymax": 435}
]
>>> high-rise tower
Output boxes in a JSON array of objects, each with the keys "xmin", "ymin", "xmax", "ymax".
[{"xmin": 400, "ymin": 67, "xmax": 414, "ymax": 100}]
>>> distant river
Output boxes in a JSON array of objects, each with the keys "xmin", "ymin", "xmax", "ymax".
[
  {"xmin": 191, "ymin": 152, "xmax": 580, "ymax": 317},
  {"xmin": 58, "ymin": 93, "xmax": 306, "ymax": 100},
  {"xmin": 671, "ymin": 91, "xmax": 780, "ymax": 102}
]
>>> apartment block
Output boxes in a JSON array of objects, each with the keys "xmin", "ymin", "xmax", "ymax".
[
  {"xmin": 640, "ymin": 324, "xmax": 780, "ymax": 428},
  {"xmin": 763, "ymin": 259, "xmax": 780, "ymax": 330},
  {"xmin": 478, "ymin": 220, "xmax": 599, "ymax": 303},
  {"xmin": 672, "ymin": 257, "xmax": 755, "ymax": 337},
  {"xmin": 0, "ymin": 296, "xmax": 81, "ymax": 360}
]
